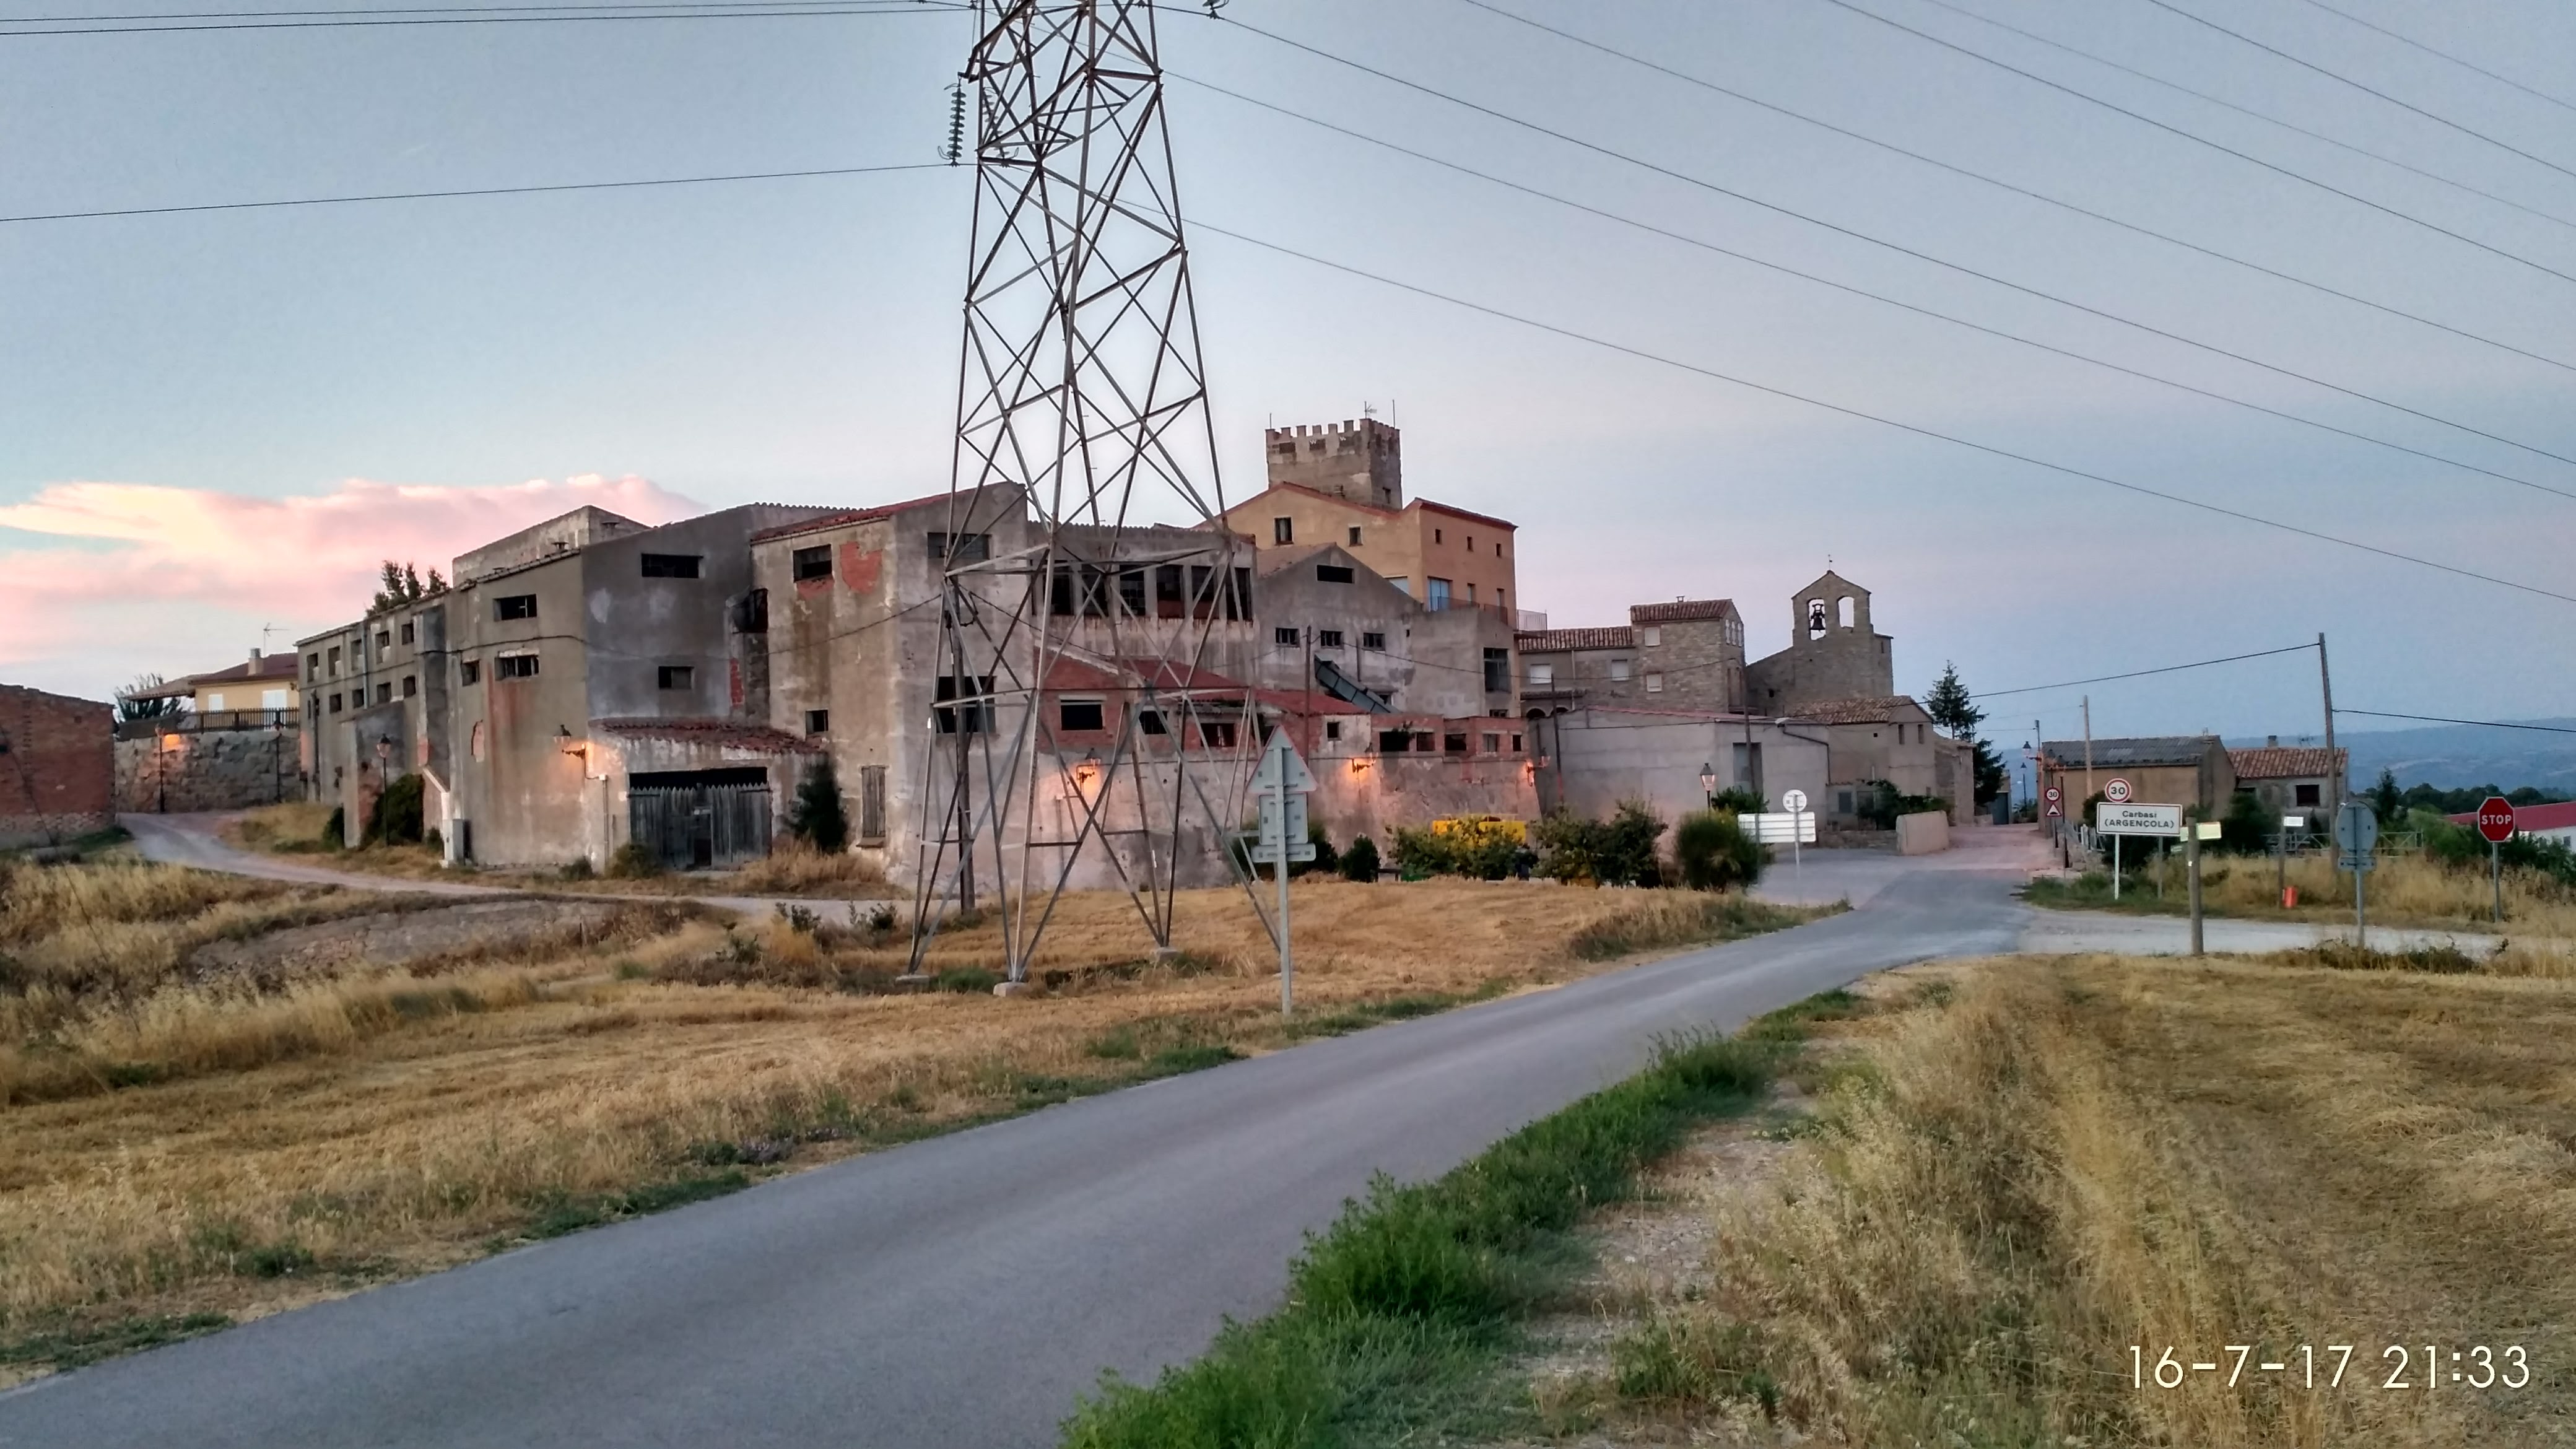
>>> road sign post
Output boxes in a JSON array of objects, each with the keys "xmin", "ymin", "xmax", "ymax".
[
  {"xmin": 2094, "ymin": 803, "xmax": 2182, "ymax": 900},
  {"xmin": 2477, "ymin": 796, "xmax": 2516, "ymax": 923},
  {"xmin": 1781, "ymin": 788, "xmax": 1810, "ymax": 895},
  {"xmin": 2334, "ymin": 800, "xmax": 2379, "ymax": 949},
  {"xmin": 1250, "ymin": 729, "xmax": 1318, "ymax": 1016},
  {"xmin": 2187, "ymin": 819, "xmax": 2222, "ymax": 955},
  {"xmin": 2277, "ymin": 813, "xmax": 2305, "ymax": 906}
]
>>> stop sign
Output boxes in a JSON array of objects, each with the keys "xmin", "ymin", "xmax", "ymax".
[{"xmin": 2477, "ymin": 796, "xmax": 2517, "ymax": 845}]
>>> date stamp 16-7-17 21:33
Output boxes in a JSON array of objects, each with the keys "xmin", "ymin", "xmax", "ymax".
[{"xmin": 2133, "ymin": 1344, "xmax": 2530, "ymax": 1392}]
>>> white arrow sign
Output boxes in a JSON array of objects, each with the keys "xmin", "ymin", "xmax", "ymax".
[{"xmin": 1250, "ymin": 728, "xmax": 1316, "ymax": 794}]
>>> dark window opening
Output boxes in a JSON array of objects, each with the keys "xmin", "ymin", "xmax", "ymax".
[
  {"xmin": 459, "ymin": 659, "xmax": 481, "ymax": 685},
  {"xmin": 1138, "ymin": 709, "xmax": 1168, "ymax": 736},
  {"xmin": 494, "ymin": 594, "xmax": 537, "ymax": 621},
  {"xmin": 1325, "ymin": 720, "xmax": 1342, "ymax": 742},
  {"xmin": 1362, "ymin": 631, "xmax": 1386, "ymax": 651},
  {"xmin": 928, "ymin": 531, "xmax": 991, "ymax": 563},
  {"xmin": 1058, "ymin": 700, "xmax": 1105, "ymax": 733},
  {"xmin": 1316, "ymin": 564, "xmax": 1354, "ymax": 583},
  {"xmin": 658, "ymin": 666, "xmax": 695, "ymax": 690},
  {"xmin": 402, "ymin": 675, "xmax": 418, "ymax": 698},
  {"xmin": 1154, "ymin": 564, "xmax": 1184, "ymax": 618},
  {"xmin": 1482, "ymin": 733, "xmax": 1501, "ymax": 752},
  {"xmin": 1444, "ymin": 733, "xmax": 1468, "ymax": 754},
  {"xmin": 2295, "ymin": 783, "xmax": 2321, "ymax": 806},
  {"xmin": 1378, "ymin": 729, "xmax": 1412, "ymax": 754},
  {"xmin": 934, "ymin": 676, "xmax": 991, "ymax": 734},
  {"xmin": 375, "ymin": 682, "xmax": 393, "ymax": 705},
  {"xmin": 307, "ymin": 651, "xmax": 321, "ymax": 677},
  {"xmin": 328, "ymin": 646, "xmax": 342, "ymax": 675},
  {"xmin": 1273, "ymin": 517, "xmax": 1294, "ymax": 545},
  {"xmin": 806, "ymin": 708, "xmax": 830, "ymax": 735},
  {"xmin": 1233, "ymin": 567, "xmax": 1253, "ymax": 621},
  {"xmin": 496, "ymin": 653, "xmax": 539, "ymax": 680},
  {"xmin": 1414, "ymin": 731, "xmax": 1435, "ymax": 752},
  {"xmin": 1117, "ymin": 567, "xmax": 1147, "ymax": 616},
  {"xmin": 731, "ymin": 588, "xmax": 769, "ymax": 633},
  {"xmin": 1274, "ymin": 626, "xmax": 1300, "ymax": 646},
  {"xmin": 399, "ymin": 622, "xmax": 416, "ymax": 645},
  {"xmin": 1483, "ymin": 646, "xmax": 1510, "ymax": 694},
  {"xmin": 1510, "ymin": 733, "xmax": 1524, "ymax": 752},
  {"xmin": 791, "ymin": 546, "xmax": 832, "ymax": 582},
  {"xmin": 329, "ymin": 693, "xmax": 344, "ymax": 714},
  {"xmin": 1200, "ymin": 720, "xmax": 1237, "ymax": 749},
  {"xmin": 1318, "ymin": 630, "xmax": 1345, "ymax": 648},
  {"xmin": 1050, "ymin": 563, "xmax": 1113, "ymax": 617},
  {"xmin": 1347, "ymin": 526, "xmax": 1362, "ymax": 546},
  {"xmin": 1434, "ymin": 528, "xmax": 1443, "ymax": 544},
  {"xmin": 641, "ymin": 552, "xmax": 703, "ymax": 578},
  {"xmin": 375, "ymin": 630, "xmax": 391, "ymax": 654}
]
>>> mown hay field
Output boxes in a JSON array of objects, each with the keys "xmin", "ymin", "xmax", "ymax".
[
  {"xmin": 0, "ymin": 858, "xmax": 1825, "ymax": 1381},
  {"xmin": 2033, "ymin": 849, "xmax": 2576, "ymax": 938},
  {"xmin": 1598, "ymin": 952, "xmax": 2576, "ymax": 1448}
]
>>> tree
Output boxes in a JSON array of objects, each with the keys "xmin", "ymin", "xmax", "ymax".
[
  {"xmin": 1673, "ymin": 809, "xmax": 1765, "ymax": 890},
  {"xmin": 787, "ymin": 759, "xmax": 851, "ymax": 854},
  {"xmin": 1925, "ymin": 661, "xmax": 2007, "ymax": 807},
  {"xmin": 2370, "ymin": 767, "xmax": 2403, "ymax": 822},
  {"xmin": 370, "ymin": 560, "xmax": 450, "ymax": 614},
  {"xmin": 116, "ymin": 673, "xmax": 181, "ymax": 723},
  {"xmin": 1339, "ymin": 834, "xmax": 1380, "ymax": 882}
]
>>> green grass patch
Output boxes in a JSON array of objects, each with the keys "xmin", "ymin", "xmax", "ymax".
[
  {"xmin": 1566, "ymin": 892, "xmax": 1840, "ymax": 962},
  {"xmin": 2020, "ymin": 872, "xmax": 2191, "ymax": 916},
  {"xmin": 1061, "ymin": 994, "xmax": 1854, "ymax": 1448},
  {"xmin": 526, "ymin": 1170, "xmax": 751, "ymax": 1239},
  {"xmin": 1142, "ymin": 1043, "xmax": 1243, "ymax": 1079},
  {"xmin": 0, "ymin": 1312, "xmax": 231, "ymax": 1372}
]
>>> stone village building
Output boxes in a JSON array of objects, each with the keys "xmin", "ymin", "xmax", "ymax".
[
  {"xmin": 114, "ymin": 650, "xmax": 304, "ymax": 812},
  {"xmin": 0, "ymin": 683, "xmax": 115, "ymax": 849}
]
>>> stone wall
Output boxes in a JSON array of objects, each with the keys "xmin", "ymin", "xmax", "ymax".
[
  {"xmin": 1, "ymin": 684, "xmax": 115, "ymax": 847},
  {"xmin": 115, "ymin": 722, "xmax": 300, "ymax": 814}
]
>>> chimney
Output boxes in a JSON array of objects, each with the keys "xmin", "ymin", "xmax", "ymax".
[
  {"xmin": 2267, "ymin": 734, "xmax": 2279, "ymax": 747},
  {"xmin": 249, "ymin": 647, "xmax": 263, "ymax": 671}
]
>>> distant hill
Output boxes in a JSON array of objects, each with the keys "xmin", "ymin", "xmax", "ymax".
[{"xmin": 2230, "ymin": 720, "xmax": 2576, "ymax": 794}]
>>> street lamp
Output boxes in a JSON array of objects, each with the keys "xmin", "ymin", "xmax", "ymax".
[{"xmin": 1699, "ymin": 762, "xmax": 1717, "ymax": 809}]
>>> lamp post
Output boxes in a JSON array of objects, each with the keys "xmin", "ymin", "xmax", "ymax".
[{"xmin": 1698, "ymin": 762, "xmax": 1717, "ymax": 810}]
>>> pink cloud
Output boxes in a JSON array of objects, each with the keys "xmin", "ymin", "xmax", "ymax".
[{"xmin": 0, "ymin": 474, "xmax": 698, "ymax": 674}]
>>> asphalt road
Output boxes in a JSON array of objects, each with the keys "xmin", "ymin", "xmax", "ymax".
[{"xmin": 3, "ymin": 845, "xmax": 2025, "ymax": 1449}]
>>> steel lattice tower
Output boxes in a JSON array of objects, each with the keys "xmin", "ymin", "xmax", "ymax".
[{"xmin": 908, "ymin": 0, "xmax": 1252, "ymax": 983}]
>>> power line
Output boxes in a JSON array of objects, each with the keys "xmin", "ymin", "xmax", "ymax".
[
  {"xmin": 1191, "ymin": 221, "xmax": 2576, "ymax": 607},
  {"xmin": 2286, "ymin": 0, "xmax": 2576, "ymax": 116},
  {"xmin": 2138, "ymin": 0, "xmax": 2576, "ymax": 184},
  {"xmin": 2336, "ymin": 709, "xmax": 2576, "ymax": 734},
  {"xmin": 1971, "ymin": 643, "xmax": 2319, "ymax": 700},
  {"xmin": 1, "ymin": 0, "xmax": 946, "ymax": 19},
  {"xmin": 1216, "ymin": 15, "xmax": 2576, "ymax": 474},
  {"xmin": 1907, "ymin": 0, "xmax": 2576, "ymax": 237},
  {"xmin": 1176, "ymin": 72, "xmax": 2576, "ymax": 504},
  {"xmin": 0, "ymin": 161, "xmax": 948, "ymax": 224},
  {"xmin": 1444, "ymin": 0, "xmax": 2576, "ymax": 378},
  {"xmin": 1812, "ymin": 0, "xmax": 2576, "ymax": 289},
  {"xmin": 0, "ymin": 0, "xmax": 960, "ymax": 33}
]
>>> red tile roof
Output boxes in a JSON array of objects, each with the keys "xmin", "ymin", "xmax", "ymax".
[
  {"xmin": 1516, "ymin": 626, "xmax": 1635, "ymax": 651},
  {"xmin": 1629, "ymin": 599, "xmax": 1736, "ymax": 624},
  {"xmin": 1786, "ymin": 695, "xmax": 1923, "ymax": 725},
  {"xmin": 2229, "ymin": 746, "xmax": 2346, "ymax": 780},
  {"xmin": 593, "ymin": 719, "xmax": 822, "ymax": 754}
]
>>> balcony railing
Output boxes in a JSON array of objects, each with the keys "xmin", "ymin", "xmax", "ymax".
[{"xmin": 116, "ymin": 709, "xmax": 297, "ymax": 742}]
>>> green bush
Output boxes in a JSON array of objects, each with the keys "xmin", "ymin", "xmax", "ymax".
[
  {"xmin": 1390, "ymin": 820, "xmax": 1520, "ymax": 881},
  {"xmin": 319, "ymin": 807, "xmax": 346, "ymax": 850},
  {"xmin": 1339, "ymin": 834, "xmax": 1380, "ymax": 882},
  {"xmin": 1533, "ymin": 801, "xmax": 1665, "ymax": 887},
  {"xmin": 1851, "ymin": 780, "xmax": 1949, "ymax": 830},
  {"xmin": 607, "ymin": 842, "xmax": 664, "ymax": 879},
  {"xmin": 1708, "ymin": 786, "xmax": 1767, "ymax": 815},
  {"xmin": 2219, "ymin": 790, "xmax": 2274, "ymax": 855},
  {"xmin": 787, "ymin": 759, "xmax": 850, "ymax": 855},
  {"xmin": 1672, "ymin": 810, "xmax": 1765, "ymax": 890},
  {"xmin": 362, "ymin": 772, "xmax": 424, "ymax": 847},
  {"xmin": 1295, "ymin": 823, "xmax": 1338, "ymax": 879}
]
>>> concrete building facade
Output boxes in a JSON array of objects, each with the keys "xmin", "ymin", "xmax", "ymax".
[
  {"xmin": 2229, "ymin": 741, "xmax": 2347, "ymax": 817},
  {"xmin": 0, "ymin": 684, "xmax": 115, "ymax": 848},
  {"xmin": 1250, "ymin": 542, "xmax": 1517, "ymax": 720},
  {"xmin": 1530, "ymin": 708, "xmax": 1829, "ymax": 831},
  {"xmin": 2040, "ymin": 736, "xmax": 2237, "ymax": 820},
  {"xmin": 1223, "ymin": 420, "xmax": 1523, "ymax": 621},
  {"xmin": 1744, "ymin": 570, "xmax": 1895, "ymax": 715},
  {"xmin": 1785, "ymin": 695, "xmax": 1972, "ymax": 825},
  {"xmin": 1516, "ymin": 599, "xmax": 1745, "ymax": 715}
]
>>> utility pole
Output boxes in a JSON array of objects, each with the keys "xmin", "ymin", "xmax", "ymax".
[
  {"xmin": 2082, "ymin": 695, "xmax": 2095, "ymax": 851},
  {"xmin": 2317, "ymin": 632, "xmax": 2338, "ymax": 818}
]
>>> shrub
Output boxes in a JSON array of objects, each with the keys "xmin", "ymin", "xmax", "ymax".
[
  {"xmin": 2219, "ymin": 789, "xmax": 2273, "ymax": 855},
  {"xmin": 1534, "ymin": 801, "xmax": 1665, "ymax": 887},
  {"xmin": 1297, "ymin": 824, "xmax": 1339, "ymax": 878},
  {"xmin": 786, "ymin": 759, "xmax": 850, "ymax": 856},
  {"xmin": 1390, "ymin": 818, "xmax": 1520, "ymax": 880},
  {"xmin": 320, "ymin": 807, "xmax": 345, "ymax": 850},
  {"xmin": 361, "ymin": 773, "xmax": 424, "ymax": 848},
  {"xmin": 1673, "ymin": 809, "xmax": 1765, "ymax": 890},
  {"xmin": 1339, "ymin": 834, "xmax": 1380, "ymax": 882},
  {"xmin": 1708, "ymin": 786, "xmax": 1767, "ymax": 815},
  {"xmin": 606, "ymin": 842, "xmax": 663, "ymax": 879}
]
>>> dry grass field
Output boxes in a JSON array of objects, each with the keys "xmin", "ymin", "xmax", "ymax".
[
  {"xmin": 1587, "ymin": 953, "xmax": 2576, "ymax": 1447},
  {"xmin": 0, "ymin": 858, "xmax": 1824, "ymax": 1382},
  {"xmin": 2031, "ymin": 850, "xmax": 2576, "ymax": 939}
]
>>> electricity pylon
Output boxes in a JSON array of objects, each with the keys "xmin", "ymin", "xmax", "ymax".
[{"xmin": 908, "ymin": 0, "xmax": 1250, "ymax": 986}]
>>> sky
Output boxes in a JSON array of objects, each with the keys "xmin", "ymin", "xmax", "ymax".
[{"xmin": 4, "ymin": 0, "xmax": 2574, "ymax": 756}]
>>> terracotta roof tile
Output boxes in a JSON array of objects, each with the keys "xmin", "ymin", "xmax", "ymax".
[
  {"xmin": 1786, "ymin": 695, "xmax": 1922, "ymax": 725},
  {"xmin": 1516, "ymin": 626, "xmax": 1634, "ymax": 651},
  {"xmin": 1629, "ymin": 599, "xmax": 1736, "ymax": 624},
  {"xmin": 593, "ymin": 719, "xmax": 822, "ymax": 754},
  {"xmin": 2229, "ymin": 746, "xmax": 2347, "ymax": 780}
]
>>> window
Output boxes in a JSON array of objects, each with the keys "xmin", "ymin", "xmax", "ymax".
[
  {"xmin": 1443, "ymin": 733, "xmax": 1468, "ymax": 754},
  {"xmin": 1837, "ymin": 789, "xmax": 1855, "ymax": 816},
  {"xmin": 640, "ymin": 553, "xmax": 703, "ymax": 578},
  {"xmin": 1117, "ymin": 568, "xmax": 1147, "ymax": 616},
  {"xmin": 1645, "ymin": 672, "xmax": 1664, "ymax": 693},
  {"xmin": 328, "ymin": 646, "xmax": 342, "ymax": 676},
  {"xmin": 791, "ymin": 546, "xmax": 832, "ymax": 582},
  {"xmin": 329, "ymin": 692, "xmax": 343, "ymax": 714},
  {"xmin": 1348, "ymin": 526, "xmax": 1362, "ymax": 546},
  {"xmin": 1528, "ymin": 662, "xmax": 1555, "ymax": 687},
  {"xmin": 307, "ymin": 651, "xmax": 321, "ymax": 677},
  {"xmin": 261, "ymin": 689, "xmax": 288, "ymax": 709},
  {"xmin": 1138, "ymin": 709, "xmax": 1168, "ymax": 736},
  {"xmin": 1274, "ymin": 626, "xmax": 1301, "ymax": 646},
  {"xmin": 1273, "ymin": 517, "xmax": 1294, "ymax": 544},
  {"xmin": 375, "ymin": 682, "xmax": 393, "ymax": 705},
  {"xmin": 375, "ymin": 630, "xmax": 391, "ymax": 654},
  {"xmin": 459, "ymin": 659, "xmax": 481, "ymax": 685},
  {"xmin": 806, "ymin": 708, "xmax": 830, "ymax": 735},
  {"xmin": 733, "ymin": 588, "xmax": 769, "ymax": 633},
  {"xmin": 934, "ymin": 675, "xmax": 990, "ymax": 734},
  {"xmin": 1058, "ymin": 700, "xmax": 1105, "ymax": 732},
  {"xmin": 2295, "ymin": 783, "xmax": 2321, "ymax": 806},
  {"xmin": 928, "ymin": 531, "xmax": 990, "ymax": 563},
  {"xmin": 1434, "ymin": 528, "xmax": 1443, "ymax": 544},
  {"xmin": 1465, "ymin": 535, "xmax": 1473, "ymax": 552},
  {"xmin": 399, "ymin": 622, "xmax": 416, "ymax": 645},
  {"xmin": 1610, "ymin": 658, "xmax": 1632, "ymax": 682},
  {"xmin": 1325, "ymin": 720, "xmax": 1342, "ymax": 742},
  {"xmin": 494, "ymin": 594, "xmax": 537, "ymax": 621},
  {"xmin": 1318, "ymin": 630, "xmax": 1345, "ymax": 648},
  {"xmin": 206, "ymin": 692, "xmax": 227, "ymax": 711},
  {"xmin": 658, "ymin": 666, "xmax": 695, "ymax": 690},
  {"xmin": 1640, "ymin": 625, "xmax": 1662, "ymax": 647},
  {"xmin": 1362, "ymin": 631, "xmax": 1386, "ymax": 651},
  {"xmin": 1510, "ymin": 733, "xmax": 1523, "ymax": 753},
  {"xmin": 1482, "ymin": 733, "xmax": 1501, "ymax": 752},
  {"xmin": 496, "ymin": 653, "xmax": 539, "ymax": 679},
  {"xmin": 858, "ymin": 765, "xmax": 888, "ymax": 845},
  {"xmin": 1316, "ymin": 564, "xmax": 1354, "ymax": 584},
  {"xmin": 1483, "ymin": 647, "xmax": 1509, "ymax": 694},
  {"xmin": 1425, "ymin": 578, "xmax": 1451, "ymax": 611},
  {"xmin": 402, "ymin": 674, "xmax": 419, "ymax": 698},
  {"xmin": 1377, "ymin": 729, "xmax": 1411, "ymax": 753},
  {"xmin": 1201, "ymin": 720, "xmax": 1237, "ymax": 749}
]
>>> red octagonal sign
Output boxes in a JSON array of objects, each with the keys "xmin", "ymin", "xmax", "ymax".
[{"xmin": 2477, "ymin": 796, "xmax": 2517, "ymax": 845}]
